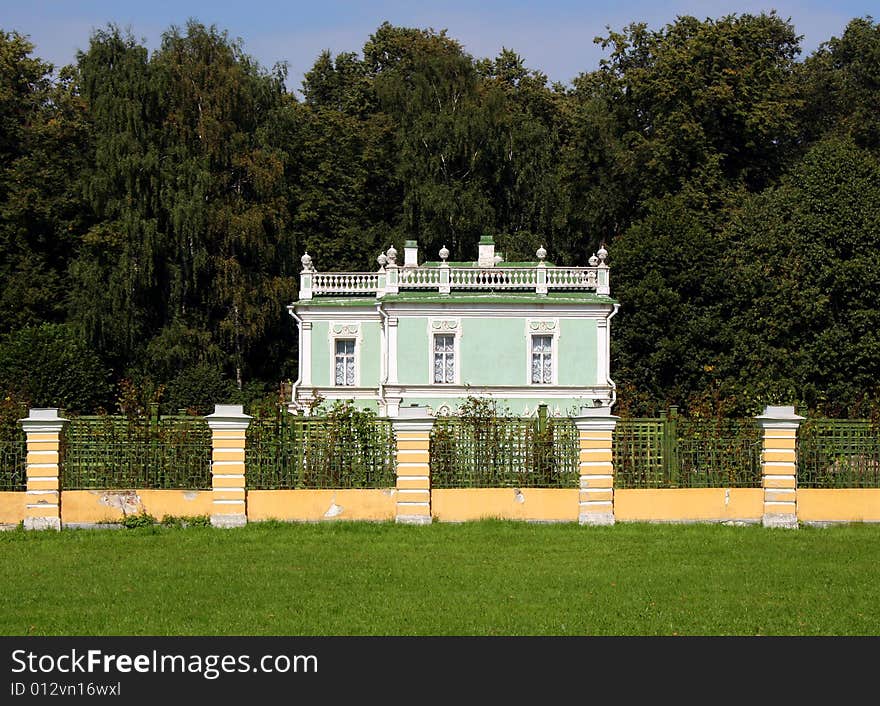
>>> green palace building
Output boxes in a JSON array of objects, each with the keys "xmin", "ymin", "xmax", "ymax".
[{"xmin": 288, "ymin": 235, "xmax": 618, "ymax": 418}]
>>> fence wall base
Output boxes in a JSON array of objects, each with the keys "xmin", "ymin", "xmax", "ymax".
[
  {"xmin": 395, "ymin": 514, "xmax": 432, "ymax": 526},
  {"xmin": 762, "ymin": 513, "xmax": 799, "ymax": 529},
  {"xmin": 579, "ymin": 512, "xmax": 615, "ymax": 526},
  {"xmin": 23, "ymin": 516, "xmax": 61, "ymax": 531},
  {"xmin": 211, "ymin": 513, "xmax": 247, "ymax": 528}
]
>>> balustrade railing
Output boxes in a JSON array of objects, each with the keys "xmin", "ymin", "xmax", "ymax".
[
  {"xmin": 304, "ymin": 265, "xmax": 607, "ymax": 298},
  {"xmin": 310, "ymin": 272, "xmax": 381, "ymax": 294}
]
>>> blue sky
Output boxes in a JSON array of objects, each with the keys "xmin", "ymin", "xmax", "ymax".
[{"xmin": 4, "ymin": 1, "xmax": 876, "ymax": 92}]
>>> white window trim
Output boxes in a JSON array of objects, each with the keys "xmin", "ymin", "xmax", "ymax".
[
  {"xmin": 330, "ymin": 322, "xmax": 361, "ymax": 387},
  {"xmin": 427, "ymin": 319, "xmax": 461, "ymax": 385},
  {"xmin": 526, "ymin": 319, "xmax": 559, "ymax": 386}
]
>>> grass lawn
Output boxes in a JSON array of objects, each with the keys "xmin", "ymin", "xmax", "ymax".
[{"xmin": 1, "ymin": 520, "xmax": 879, "ymax": 636}]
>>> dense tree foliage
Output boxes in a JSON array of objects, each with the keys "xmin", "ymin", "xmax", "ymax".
[{"xmin": 0, "ymin": 13, "xmax": 878, "ymax": 416}]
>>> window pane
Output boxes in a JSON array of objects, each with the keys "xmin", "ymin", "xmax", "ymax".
[
  {"xmin": 335, "ymin": 339, "xmax": 355, "ymax": 386},
  {"xmin": 532, "ymin": 336, "xmax": 552, "ymax": 383},
  {"xmin": 433, "ymin": 335, "xmax": 454, "ymax": 383}
]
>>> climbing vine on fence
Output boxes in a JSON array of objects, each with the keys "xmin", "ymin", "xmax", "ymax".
[
  {"xmin": 429, "ymin": 397, "xmax": 579, "ymax": 488},
  {"xmin": 246, "ymin": 401, "xmax": 396, "ymax": 489}
]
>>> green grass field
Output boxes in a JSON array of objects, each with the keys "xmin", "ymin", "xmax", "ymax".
[{"xmin": 2, "ymin": 520, "xmax": 878, "ymax": 636}]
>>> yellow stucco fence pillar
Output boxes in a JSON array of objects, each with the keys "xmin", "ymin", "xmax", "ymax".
[
  {"xmin": 756, "ymin": 405, "xmax": 804, "ymax": 529},
  {"xmin": 574, "ymin": 408, "xmax": 619, "ymax": 526},
  {"xmin": 20, "ymin": 408, "xmax": 68, "ymax": 531},
  {"xmin": 205, "ymin": 404, "xmax": 252, "ymax": 528},
  {"xmin": 391, "ymin": 407, "xmax": 434, "ymax": 525}
]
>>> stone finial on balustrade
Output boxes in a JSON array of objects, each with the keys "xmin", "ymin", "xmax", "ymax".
[
  {"xmin": 299, "ymin": 252, "xmax": 315, "ymax": 300},
  {"xmin": 536, "ymin": 246, "xmax": 548, "ymax": 294},
  {"xmin": 438, "ymin": 245, "xmax": 451, "ymax": 294},
  {"xmin": 377, "ymin": 253, "xmax": 387, "ymax": 272},
  {"xmin": 596, "ymin": 243, "xmax": 610, "ymax": 295},
  {"xmin": 385, "ymin": 245, "xmax": 399, "ymax": 294}
]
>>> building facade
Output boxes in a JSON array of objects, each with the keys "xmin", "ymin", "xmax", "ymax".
[{"xmin": 288, "ymin": 236, "xmax": 618, "ymax": 418}]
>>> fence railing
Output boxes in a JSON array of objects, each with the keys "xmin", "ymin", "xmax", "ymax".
[
  {"xmin": 9, "ymin": 406, "xmax": 880, "ymax": 493},
  {"xmin": 798, "ymin": 418, "xmax": 880, "ymax": 488},
  {"xmin": 61, "ymin": 410, "xmax": 212, "ymax": 490},
  {"xmin": 614, "ymin": 410, "xmax": 762, "ymax": 488},
  {"xmin": 0, "ymin": 433, "xmax": 26, "ymax": 492},
  {"xmin": 429, "ymin": 414, "xmax": 579, "ymax": 488},
  {"xmin": 246, "ymin": 410, "xmax": 396, "ymax": 489}
]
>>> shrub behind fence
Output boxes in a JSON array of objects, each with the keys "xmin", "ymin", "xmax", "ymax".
[
  {"xmin": 246, "ymin": 408, "xmax": 396, "ymax": 489},
  {"xmin": 430, "ymin": 414, "xmax": 579, "ymax": 488},
  {"xmin": 798, "ymin": 419, "xmax": 880, "ymax": 488},
  {"xmin": 61, "ymin": 408, "xmax": 212, "ymax": 490},
  {"xmin": 614, "ymin": 408, "xmax": 762, "ymax": 488}
]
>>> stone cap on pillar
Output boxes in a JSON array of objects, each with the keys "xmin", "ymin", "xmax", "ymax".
[
  {"xmin": 391, "ymin": 404, "xmax": 434, "ymax": 431},
  {"xmin": 19, "ymin": 408, "xmax": 69, "ymax": 433},
  {"xmin": 205, "ymin": 404, "xmax": 253, "ymax": 431},
  {"xmin": 755, "ymin": 405, "xmax": 805, "ymax": 428},
  {"xmin": 572, "ymin": 405, "xmax": 618, "ymax": 431}
]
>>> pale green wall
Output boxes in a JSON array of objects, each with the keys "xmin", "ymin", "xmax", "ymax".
[
  {"xmin": 310, "ymin": 321, "xmax": 330, "ymax": 385},
  {"xmin": 309, "ymin": 320, "xmax": 381, "ymax": 386},
  {"xmin": 398, "ymin": 317, "xmax": 429, "ymax": 384},
  {"xmin": 559, "ymin": 318, "xmax": 597, "ymax": 386},
  {"xmin": 460, "ymin": 318, "xmax": 524, "ymax": 385},
  {"xmin": 360, "ymin": 321, "xmax": 381, "ymax": 386}
]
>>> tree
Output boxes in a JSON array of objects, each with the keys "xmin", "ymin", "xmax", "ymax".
[
  {"xmin": 365, "ymin": 22, "xmax": 498, "ymax": 259},
  {"xmin": 720, "ymin": 137, "xmax": 880, "ymax": 415},
  {"xmin": 71, "ymin": 22, "xmax": 298, "ymax": 392},
  {"xmin": 798, "ymin": 16, "xmax": 880, "ymax": 151},
  {"xmin": 574, "ymin": 13, "xmax": 802, "ymax": 214},
  {"xmin": 0, "ymin": 32, "xmax": 88, "ymax": 333},
  {"xmin": 0, "ymin": 323, "xmax": 113, "ymax": 412}
]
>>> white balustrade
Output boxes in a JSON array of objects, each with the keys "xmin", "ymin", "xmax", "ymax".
[
  {"xmin": 398, "ymin": 268, "xmax": 442, "ymax": 288},
  {"xmin": 312, "ymin": 272, "xmax": 381, "ymax": 294},
  {"xmin": 307, "ymin": 266, "xmax": 606, "ymax": 297}
]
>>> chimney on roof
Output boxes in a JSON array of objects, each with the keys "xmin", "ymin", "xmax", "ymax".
[
  {"xmin": 478, "ymin": 235, "xmax": 495, "ymax": 267},
  {"xmin": 404, "ymin": 240, "xmax": 419, "ymax": 268}
]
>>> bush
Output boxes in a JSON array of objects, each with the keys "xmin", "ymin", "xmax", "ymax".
[{"xmin": 0, "ymin": 323, "xmax": 113, "ymax": 413}]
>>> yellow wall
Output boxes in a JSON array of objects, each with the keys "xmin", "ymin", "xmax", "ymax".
[
  {"xmin": 0, "ymin": 491, "xmax": 25, "ymax": 524},
  {"xmin": 615, "ymin": 488, "xmax": 764, "ymax": 522},
  {"xmin": 247, "ymin": 489, "xmax": 396, "ymax": 522},
  {"xmin": 432, "ymin": 488, "xmax": 578, "ymax": 522},
  {"xmin": 4, "ymin": 485, "xmax": 877, "ymax": 526},
  {"xmin": 60, "ymin": 489, "xmax": 213, "ymax": 524},
  {"xmin": 798, "ymin": 489, "xmax": 880, "ymax": 523}
]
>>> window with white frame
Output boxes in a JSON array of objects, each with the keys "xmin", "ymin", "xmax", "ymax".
[
  {"xmin": 433, "ymin": 334, "xmax": 455, "ymax": 383},
  {"xmin": 531, "ymin": 335, "xmax": 553, "ymax": 384},
  {"xmin": 334, "ymin": 339, "xmax": 356, "ymax": 386}
]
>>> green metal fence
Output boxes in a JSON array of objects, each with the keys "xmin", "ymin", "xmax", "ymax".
[
  {"xmin": 798, "ymin": 418, "xmax": 880, "ymax": 488},
  {"xmin": 0, "ymin": 432, "xmax": 26, "ymax": 492},
  {"xmin": 246, "ymin": 409, "xmax": 396, "ymax": 489},
  {"xmin": 61, "ymin": 408, "xmax": 212, "ymax": 490},
  {"xmin": 429, "ymin": 412, "xmax": 579, "ymax": 488},
  {"xmin": 614, "ymin": 408, "xmax": 762, "ymax": 488}
]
